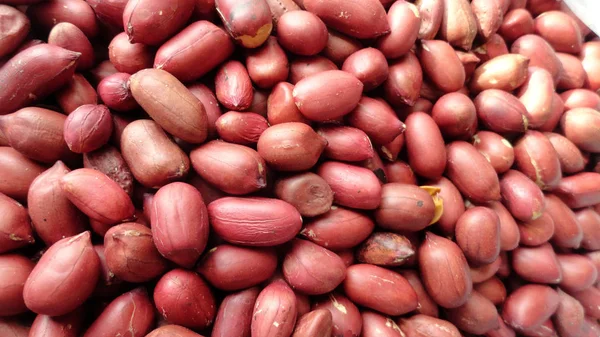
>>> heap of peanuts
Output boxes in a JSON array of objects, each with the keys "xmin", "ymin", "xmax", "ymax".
[{"xmin": 0, "ymin": 0, "xmax": 600, "ymax": 336}]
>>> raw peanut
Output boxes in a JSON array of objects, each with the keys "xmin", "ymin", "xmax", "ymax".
[
  {"xmin": 215, "ymin": 111, "xmax": 268, "ymax": 145},
  {"xmin": 130, "ymin": 69, "xmax": 209, "ymax": 144},
  {"xmin": 500, "ymin": 169, "xmax": 545, "ymax": 222},
  {"xmin": 518, "ymin": 212, "xmax": 555, "ymax": 246},
  {"xmin": 557, "ymin": 52, "xmax": 587, "ymax": 90},
  {"xmin": 361, "ymin": 311, "xmax": 403, "ymax": 337},
  {"xmin": 317, "ymin": 161, "xmax": 382, "ymax": 210},
  {"xmin": 90, "ymin": 60, "xmax": 117, "ymax": 84},
  {"xmin": 317, "ymin": 125, "xmax": 373, "ymax": 162},
  {"xmin": 293, "ymin": 70, "xmax": 363, "ymax": 121},
  {"xmin": 473, "ymin": 33, "xmax": 509, "ymax": 63},
  {"xmin": 292, "ymin": 309, "xmax": 332, "ymax": 337},
  {"xmin": 104, "ymin": 223, "xmax": 168, "ymax": 282},
  {"xmin": 93, "ymin": 244, "xmax": 123, "ymax": 297},
  {"xmin": 267, "ymin": 82, "xmax": 309, "ymax": 125},
  {"xmin": 415, "ymin": 0, "xmax": 443, "ymax": 40},
  {"xmin": 277, "ymin": 10, "xmax": 327, "ymax": 56},
  {"xmin": 356, "ymin": 232, "xmax": 414, "ymax": 267},
  {"xmin": 534, "ymin": 11, "xmax": 583, "ymax": 54},
  {"xmin": 212, "ymin": 287, "xmax": 259, "ymax": 337},
  {"xmin": 303, "ymin": 0, "xmax": 390, "ymax": 39},
  {"xmin": 86, "ymin": 0, "xmax": 127, "ymax": 29},
  {"xmin": 208, "ymin": 197, "xmax": 302, "ymax": 246},
  {"xmin": 252, "ymin": 280, "xmax": 297, "ymax": 337},
  {"xmin": 457, "ymin": 51, "xmax": 480, "ymax": 80},
  {"xmin": 55, "ymin": 73, "xmax": 98, "ymax": 114},
  {"xmin": 456, "ymin": 207, "xmax": 501, "ymax": 266},
  {"xmin": 472, "ymin": 131, "xmax": 514, "ymax": 174},
  {"xmin": 474, "ymin": 277, "xmax": 507, "ymax": 305},
  {"xmin": 418, "ymin": 40, "xmax": 466, "ymax": 92},
  {"xmin": 470, "ymin": 258, "xmax": 501, "ymax": 283},
  {"xmin": 512, "ymin": 243, "xmax": 562, "ymax": 284},
  {"xmin": 61, "ymin": 168, "xmax": 134, "ymax": 224},
  {"xmin": 123, "ymin": 0, "xmax": 194, "ymax": 45},
  {"xmin": 517, "ymin": 67, "xmax": 555, "ymax": 128},
  {"xmin": 108, "ymin": 32, "xmax": 153, "ymax": 74},
  {"xmin": 0, "ymin": 147, "xmax": 45, "ymax": 201},
  {"xmin": 379, "ymin": 134, "xmax": 404, "ymax": 162},
  {"xmin": 526, "ymin": 0, "xmax": 561, "ymax": 16},
  {"xmin": 432, "ymin": 92, "xmax": 477, "ymax": 140},
  {"xmin": 344, "ymin": 264, "xmax": 417, "ymax": 315},
  {"xmin": 383, "ymin": 52, "xmax": 423, "ymax": 107},
  {"xmin": 513, "ymin": 130, "xmax": 562, "ymax": 190},
  {"xmin": 470, "ymin": 54, "xmax": 529, "ymax": 93},
  {"xmin": 446, "ymin": 290, "xmax": 500, "ymax": 335},
  {"xmin": 0, "ymin": 254, "xmax": 34, "ymax": 316},
  {"xmin": 376, "ymin": 1, "xmax": 420, "ymax": 59},
  {"xmin": 215, "ymin": 60, "xmax": 254, "ymax": 111},
  {"xmin": 283, "ymin": 239, "xmax": 346, "ymax": 295},
  {"xmin": 406, "ymin": 112, "xmax": 446, "ymax": 179},
  {"xmin": 146, "ymin": 325, "xmax": 203, "ymax": 337},
  {"xmin": 561, "ymin": 89, "xmax": 600, "ymax": 112},
  {"xmin": 216, "ymin": 0, "xmax": 272, "ymax": 48},
  {"xmin": 265, "ymin": 0, "xmax": 300, "ymax": 24},
  {"xmin": 577, "ymin": 208, "xmax": 600, "ymax": 250},
  {"xmin": 386, "ymin": 161, "xmax": 417, "ymax": 184},
  {"xmin": 557, "ymin": 254, "xmax": 598, "ymax": 292},
  {"xmin": 346, "ymin": 96, "xmax": 405, "ymax": 145},
  {"xmin": 419, "ymin": 232, "xmax": 472, "ymax": 308},
  {"xmin": 0, "ymin": 5, "xmax": 29, "ymax": 58},
  {"xmin": 511, "ymin": 34, "xmax": 563, "ymax": 84},
  {"xmin": 554, "ymin": 289, "xmax": 586, "ymax": 337},
  {"xmin": 502, "ymin": 285, "xmax": 559, "ymax": 335},
  {"xmin": 154, "ymin": 269, "xmax": 216, "ymax": 329},
  {"xmin": 63, "ymin": 104, "xmax": 113, "ymax": 153},
  {"xmin": 446, "ymin": 141, "xmax": 501, "ymax": 203},
  {"xmin": 581, "ymin": 41, "xmax": 600, "ymax": 92},
  {"xmin": 151, "ymin": 182, "xmax": 209, "ymax": 268},
  {"xmin": 288, "ymin": 56, "xmax": 338, "ymax": 84},
  {"xmin": 27, "ymin": 0, "xmax": 98, "ymax": 37},
  {"xmin": 554, "ymin": 172, "xmax": 600, "ymax": 208},
  {"xmin": 572, "ymin": 287, "xmax": 600, "ymax": 319},
  {"xmin": 48, "ymin": 22, "xmax": 94, "ymax": 70},
  {"xmin": 471, "ymin": 0, "xmax": 503, "ymax": 40},
  {"xmin": 545, "ymin": 194, "xmax": 583, "ymax": 249},
  {"xmin": 187, "ymin": 83, "xmax": 221, "ymax": 140},
  {"xmin": 121, "ymin": 120, "xmax": 190, "ymax": 188},
  {"xmin": 498, "ymin": 9, "xmax": 534, "ymax": 42},
  {"xmin": 257, "ymin": 122, "xmax": 327, "ymax": 171},
  {"xmin": 427, "ymin": 177, "xmax": 465, "ymax": 235},
  {"xmin": 439, "ymin": 0, "xmax": 477, "ymax": 50},
  {"xmin": 538, "ymin": 93, "xmax": 565, "ymax": 132},
  {"xmin": 375, "ymin": 183, "xmax": 436, "ymax": 232},
  {"xmin": 246, "ymin": 37, "xmax": 290, "ymax": 89},
  {"xmin": 197, "ymin": 244, "xmax": 277, "ymax": 291},
  {"xmin": 97, "ymin": 73, "xmax": 138, "ymax": 112},
  {"xmin": 24, "ymin": 232, "xmax": 99, "ymax": 316},
  {"xmin": 312, "ymin": 293, "xmax": 362, "ymax": 337},
  {"xmin": 0, "ymin": 107, "xmax": 72, "ymax": 163},
  {"xmin": 397, "ymin": 314, "xmax": 461, "ymax": 337},
  {"xmin": 0, "ymin": 44, "xmax": 79, "ymax": 115},
  {"xmin": 29, "ymin": 311, "xmax": 84, "ymax": 337},
  {"xmin": 155, "ymin": 21, "xmax": 234, "ymax": 82},
  {"xmin": 342, "ymin": 48, "xmax": 389, "ymax": 91},
  {"xmin": 300, "ymin": 206, "xmax": 374, "ymax": 250},
  {"xmin": 322, "ymin": 30, "xmax": 362, "ymax": 65},
  {"xmin": 545, "ymin": 132, "xmax": 586, "ymax": 174},
  {"xmin": 83, "ymin": 287, "xmax": 154, "ymax": 337},
  {"xmin": 400, "ymin": 270, "xmax": 439, "ymax": 317},
  {"xmin": 28, "ymin": 161, "xmax": 87, "ymax": 245},
  {"xmin": 274, "ymin": 172, "xmax": 333, "ymax": 217},
  {"xmin": 561, "ymin": 108, "xmax": 600, "ymax": 153}
]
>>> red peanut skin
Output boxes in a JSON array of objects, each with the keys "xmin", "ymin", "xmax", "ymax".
[
  {"xmin": 90, "ymin": 60, "xmax": 117, "ymax": 85},
  {"xmin": 246, "ymin": 36, "xmax": 290, "ymax": 89},
  {"xmin": 545, "ymin": 132, "xmax": 586, "ymax": 174},
  {"xmin": 197, "ymin": 245, "xmax": 277, "ymax": 291},
  {"xmin": 108, "ymin": 32, "xmax": 153, "ymax": 74},
  {"xmin": 151, "ymin": 182, "xmax": 209, "ymax": 268},
  {"xmin": 511, "ymin": 243, "xmax": 562, "ymax": 284},
  {"xmin": 288, "ymin": 55, "xmax": 338, "ymax": 85},
  {"xmin": 502, "ymin": 285, "xmax": 559, "ymax": 334},
  {"xmin": 322, "ymin": 29, "xmax": 362, "ymax": 66},
  {"xmin": 83, "ymin": 287, "xmax": 155, "ymax": 337},
  {"xmin": 0, "ymin": 147, "xmax": 45, "ymax": 201},
  {"xmin": 208, "ymin": 197, "xmax": 302, "ymax": 246},
  {"xmin": 97, "ymin": 73, "xmax": 138, "ymax": 112},
  {"xmin": 383, "ymin": 52, "xmax": 423, "ymax": 107},
  {"xmin": 283, "ymin": 239, "xmax": 346, "ymax": 295},
  {"xmin": 342, "ymin": 48, "xmax": 388, "ymax": 92},
  {"xmin": 265, "ymin": 0, "xmax": 300, "ymax": 25},
  {"xmin": 0, "ymin": 254, "xmax": 34, "ymax": 316},
  {"xmin": 344, "ymin": 264, "xmax": 417, "ymax": 316},
  {"xmin": 361, "ymin": 311, "xmax": 403, "ymax": 337},
  {"xmin": 427, "ymin": 177, "xmax": 465, "ymax": 236},
  {"xmin": 29, "ymin": 310, "xmax": 84, "ymax": 337},
  {"xmin": 267, "ymin": 82, "xmax": 309, "ymax": 125},
  {"xmin": 0, "ymin": 193, "xmax": 34, "ymax": 253},
  {"xmin": 561, "ymin": 108, "xmax": 600, "ymax": 153},
  {"xmin": 446, "ymin": 290, "xmax": 500, "ymax": 335},
  {"xmin": 317, "ymin": 161, "xmax": 382, "ymax": 210},
  {"xmin": 317, "ymin": 125, "xmax": 373, "ymax": 162},
  {"xmin": 55, "ymin": 73, "xmax": 98, "ymax": 114},
  {"xmin": 518, "ymin": 211, "xmax": 555, "ymax": 247},
  {"xmin": 554, "ymin": 172, "xmax": 600, "ymax": 209},
  {"xmin": 500, "ymin": 169, "xmax": 546, "ymax": 222},
  {"xmin": 513, "ymin": 130, "xmax": 562, "ymax": 190},
  {"xmin": 292, "ymin": 309, "xmax": 333, "ymax": 337},
  {"xmin": 375, "ymin": 183, "xmax": 435, "ymax": 232},
  {"xmin": 400, "ymin": 270, "xmax": 439, "ymax": 317},
  {"xmin": 406, "ymin": 112, "xmax": 447, "ymax": 179},
  {"xmin": 577, "ymin": 208, "xmax": 600, "ymax": 250},
  {"xmin": 499, "ymin": 9, "xmax": 534, "ymax": 43},
  {"xmin": 581, "ymin": 41, "xmax": 600, "ymax": 92},
  {"xmin": 376, "ymin": 1, "xmax": 420, "ymax": 59},
  {"xmin": 83, "ymin": 145, "xmax": 134, "ymax": 197},
  {"xmin": 277, "ymin": 10, "xmax": 328, "ymax": 56},
  {"xmin": 511, "ymin": 34, "xmax": 563, "ymax": 84},
  {"xmin": 572, "ymin": 287, "xmax": 600, "ymax": 320},
  {"xmin": 61, "ymin": 168, "xmax": 135, "ymax": 224},
  {"xmin": 86, "ymin": 0, "xmax": 128, "ymax": 30},
  {"xmin": 155, "ymin": 20, "xmax": 235, "ymax": 83},
  {"xmin": 23, "ymin": 232, "xmax": 100, "ymax": 316},
  {"xmin": 470, "ymin": 54, "xmax": 529, "ymax": 94},
  {"xmin": 48, "ymin": 22, "xmax": 94, "ymax": 70},
  {"xmin": 212, "ymin": 287, "xmax": 260, "ymax": 337},
  {"xmin": 554, "ymin": 289, "xmax": 586, "ymax": 337},
  {"xmin": 545, "ymin": 193, "xmax": 583, "ymax": 249},
  {"xmin": 474, "ymin": 89, "xmax": 529, "ymax": 133},
  {"xmin": 418, "ymin": 39, "xmax": 466, "ymax": 93},
  {"xmin": 0, "ymin": 5, "xmax": 29, "ymax": 58},
  {"xmin": 215, "ymin": 60, "xmax": 254, "ymax": 111},
  {"xmin": 455, "ymin": 207, "xmax": 501, "ymax": 266},
  {"xmin": 419, "ymin": 232, "xmax": 473, "ymax": 309},
  {"xmin": 300, "ymin": 206, "xmax": 374, "ymax": 250},
  {"xmin": 187, "ymin": 83, "xmax": 222, "ymax": 140},
  {"xmin": 557, "ymin": 254, "xmax": 598, "ymax": 293},
  {"xmin": 28, "ymin": 161, "xmax": 87, "ymax": 245},
  {"xmin": 146, "ymin": 325, "xmax": 204, "ymax": 337},
  {"xmin": 432, "ymin": 92, "xmax": 477, "ymax": 140},
  {"xmin": 346, "ymin": 96, "xmax": 405, "ymax": 145},
  {"xmin": 252, "ymin": 280, "xmax": 297, "ymax": 337},
  {"xmin": 303, "ymin": 0, "xmax": 390, "ymax": 39},
  {"xmin": 474, "ymin": 277, "xmax": 507, "ymax": 306},
  {"xmin": 274, "ymin": 172, "xmax": 333, "ymax": 217},
  {"xmin": 0, "ymin": 44, "xmax": 79, "ymax": 115},
  {"xmin": 518, "ymin": 67, "xmax": 555, "ymax": 128},
  {"xmin": 123, "ymin": 0, "xmax": 195, "ymax": 45},
  {"xmin": 64, "ymin": 104, "xmax": 113, "ymax": 153},
  {"xmin": 446, "ymin": 141, "xmax": 501, "ymax": 203},
  {"xmin": 154, "ymin": 269, "xmax": 216, "ymax": 329},
  {"xmin": 27, "ymin": 0, "xmax": 99, "ymax": 37},
  {"xmin": 472, "ymin": 131, "xmax": 515, "ymax": 174},
  {"xmin": 312, "ymin": 293, "xmax": 362, "ymax": 337},
  {"xmin": 216, "ymin": 0, "xmax": 273, "ymax": 48},
  {"xmin": 0, "ymin": 319, "xmax": 29, "ymax": 336},
  {"xmin": 397, "ymin": 315, "xmax": 462, "ymax": 337},
  {"xmin": 215, "ymin": 111, "xmax": 268, "ymax": 145}
]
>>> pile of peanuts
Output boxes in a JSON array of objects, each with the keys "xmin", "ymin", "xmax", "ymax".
[{"xmin": 0, "ymin": 0, "xmax": 600, "ymax": 336}]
